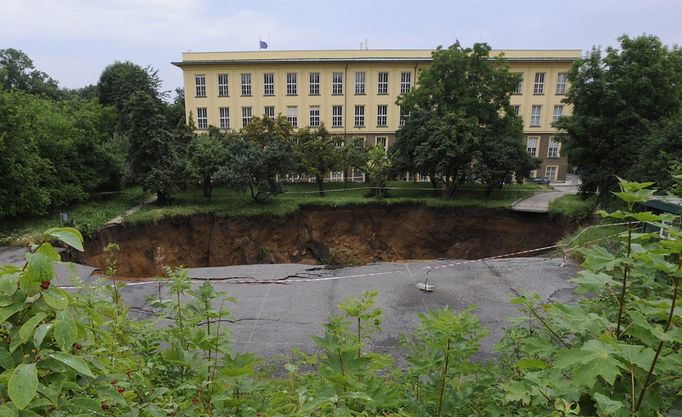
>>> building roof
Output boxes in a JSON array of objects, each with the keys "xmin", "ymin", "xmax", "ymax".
[{"xmin": 172, "ymin": 49, "xmax": 583, "ymax": 67}]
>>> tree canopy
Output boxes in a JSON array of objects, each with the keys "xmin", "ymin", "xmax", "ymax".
[
  {"xmin": 556, "ymin": 35, "xmax": 682, "ymax": 197},
  {"xmin": 395, "ymin": 42, "xmax": 532, "ymax": 198},
  {"xmin": 294, "ymin": 125, "xmax": 341, "ymax": 196}
]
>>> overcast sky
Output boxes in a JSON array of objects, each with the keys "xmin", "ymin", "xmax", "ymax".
[{"xmin": 2, "ymin": 0, "xmax": 680, "ymax": 95}]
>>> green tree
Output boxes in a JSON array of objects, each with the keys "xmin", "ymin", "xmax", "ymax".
[
  {"xmin": 188, "ymin": 128, "xmax": 229, "ymax": 199},
  {"xmin": 556, "ymin": 35, "xmax": 682, "ymax": 198},
  {"xmin": 0, "ymin": 48, "xmax": 61, "ymax": 99},
  {"xmin": 339, "ymin": 137, "xmax": 368, "ymax": 187},
  {"xmin": 218, "ymin": 116, "xmax": 296, "ymax": 202},
  {"xmin": 294, "ymin": 125, "xmax": 341, "ymax": 196},
  {"xmin": 631, "ymin": 110, "xmax": 682, "ymax": 191},
  {"xmin": 365, "ymin": 145, "xmax": 391, "ymax": 197},
  {"xmin": 96, "ymin": 61, "xmax": 162, "ymax": 115},
  {"xmin": 396, "ymin": 42, "xmax": 523, "ymax": 198}
]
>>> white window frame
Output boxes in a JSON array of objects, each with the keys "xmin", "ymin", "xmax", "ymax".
[
  {"xmin": 512, "ymin": 105, "xmax": 521, "ymax": 116},
  {"xmin": 547, "ymin": 137, "xmax": 560, "ymax": 158},
  {"xmin": 264, "ymin": 106, "xmax": 275, "ymax": 118},
  {"xmin": 332, "ymin": 72, "xmax": 343, "ymax": 95},
  {"xmin": 309, "ymin": 72, "xmax": 320, "ymax": 95},
  {"xmin": 556, "ymin": 72, "xmax": 567, "ymax": 95},
  {"xmin": 219, "ymin": 107, "xmax": 229, "ymax": 129},
  {"xmin": 286, "ymin": 72, "xmax": 297, "ymax": 95},
  {"xmin": 375, "ymin": 136, "xmax": 388, "ymax": 150},
  {"xmin": 352, "ymin": 136, "xmax": 366, "ymax": 146},
  {"xmin": 287, "ymin": 106, "xmax": 298, "ymax": 127},
  {"xmin": 533, "ymin": 72, "xmax": 545, "ymax": 95},
  {"xmin": 526, "ymin": 136, "xmax": 539, "ymax": 157},
  {"xmin": 332, "ymin": 105, "xmax": 343, "ymax": 127},
  {"xmin": 197, "ymin": 107, "xmax": 208, "ymax": 129},
  {"xmin": 552, "ymin": 105, "xmax": 564, "ymax": 123},
  {"xmin": 530, "ymin": 105, "xmax": 542, "ymax": 127},
  {"xmin": 355, "ymin": 72, "xmax": 365, "ymax": 95},
  {"xmin": 217, "ymin": 73, "xmax": 228, "ymax": 96},
  {"xmin": 263, "ymin": 73, "xmax": 275, "ymax": 96},
  {"xmin": 399, "ymin": 106, "xmax": 407, "ymax": 127},
  {"xmin": 354, "ymin": 105, "xmax": 365, "ymax": 127},
  {"xmin": 241, "ymin": 106, "xmax": 252, "ymax": 127},
  {"xmin": 545, "ymin": 165, "xmax": 558, "ymax": 182},
  {"xmin": 195, "ymin": 75, "xmax": 206, "ymax": 97},
  {"xmin": 377, "ymin": 105, "xmax": 388, "ymax": 127},
  {"xmin": 309, "ymin": 106, "xmax": 320, "ymax": 127},
  {"xmin": 378, "ymin": 72, "xmax": 389, "ymax": 94},
  {"xmin": 513, "ymin": 73, "xmax": 523, "ymax": 95},
  {"xmin": 241, "ymin": 73, "xmax": 252, "ymax": 96},
  {"xmin": 400, "ymin": 71, "xmax": 412, "ymax": 94}
]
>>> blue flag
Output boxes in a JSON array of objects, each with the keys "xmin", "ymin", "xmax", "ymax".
[{"xmin": 259, "ymin": 40, "xmax": 268, "ymax": 49}]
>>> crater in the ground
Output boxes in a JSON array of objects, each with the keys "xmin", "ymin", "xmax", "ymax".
[{"xmin": 82, "ymin": 204, "xmax": 573, "ymax": 277}]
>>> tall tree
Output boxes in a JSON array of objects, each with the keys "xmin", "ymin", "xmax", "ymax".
[
  {"xmin": 188, "ymin": 127, "xmax": 229, "ymax": 199},
  {"xmin": 339, "ymin": 137, "xmax": 368, "ymax": 187},
  {"xmin": 395, "ymin": 43, "xmax": 524, "ymax": 198},
  {"xmin": 96, "ymin": 61, "xmax": 163, "ymax": 116},
  {"xmin": 556, "ymin": 35, "xmax": 682, "ymax": 197},
  {"xmin": 294, "ymin": 125, "xmax": 341, "ymax": 196},
  {"xmin": 0, "ymin": 48, "xmax": 61, "ymax": 99}
]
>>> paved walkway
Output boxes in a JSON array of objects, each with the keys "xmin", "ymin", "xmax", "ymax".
[{"xmin": 511, "ymin": 175, "xmax": 580, "ymax": 213}]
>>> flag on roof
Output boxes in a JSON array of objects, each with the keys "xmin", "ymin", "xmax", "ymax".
[{"xmin": 259, "ymin": 40, "xmax": 268, "ymax": 49}]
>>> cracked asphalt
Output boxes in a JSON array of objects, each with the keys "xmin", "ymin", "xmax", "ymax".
[{"xmin": 0, "ymin": 246, "xmax": 581, "ymax": 360}]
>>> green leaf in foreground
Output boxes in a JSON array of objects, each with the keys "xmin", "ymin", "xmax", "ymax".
[
  {"xmin": 42, "ymin": 286, "xmax": 70, "ymax": 310},
  {"xmin": 8, "ymin": 363, "xmax": 38, "ymax": 410},
  {"xmin": 49, "ymin": 352, "xmax": 95, "ymax": 377},
  {"xmin": 44, "ymin": 227, "xmax": 84, "ymax": 252}
]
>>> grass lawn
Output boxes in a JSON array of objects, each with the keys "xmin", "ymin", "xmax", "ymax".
[
  {"xmin": 0, "ymin": 188, "xmax": 149, "ymax": 246},
  {"xmin": 548, "ymin": 194, "xmax": 597, "ymax": 222},
  {"xmin": 126, "ymin": 181, "xmax": 544, "ymax": 224}
]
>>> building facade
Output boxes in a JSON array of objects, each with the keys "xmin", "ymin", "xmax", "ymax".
[{"xmin": 173, "ymin": 49, "xmax": 580, "ymax": 181}]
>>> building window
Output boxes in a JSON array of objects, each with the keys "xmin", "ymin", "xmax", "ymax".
[
  {"xmin": 355, "ymin": 72, "xmax": 366, "ymax": 95},
  {"xmin": 309, "ymin": 72, "xmax": 320, "ymax": 95},
  {"xmin": 400, "ymin": 72, "xmax": 412, "ymax": 94},
  {"xmin": 530, "ymin": 105, "xmax": 542, "ymax": 127},
  {"xmin": 552, "ymin": 105, "xmax": 563, "ymax": 123},
  {"xmin": 377, "ymin": 105, "xmax": 388, "ymax": 127},
  {"xmin": 197, "ymin": 107, "xmax": 208, "ymax": 129},
  {"xmin": 548, "ymin": 137, "xmax": 560, "ymax": 158},
  {"xmin": 219, "ymin": 107, "xmax": 229, "ymax": 129},
  {"xmin": 264, "ymin": 106, "xmax": 275, "ymax": 118},
  {"xmin": 556, "ymin": 72, "xmax": 567, "ymax": 95},
  {"xmin": 375, "ymin": 136, "xmax": 387, "ymax": 150},
  {"xmin": 399, "ymin": 106, "xmax": 407, "ymax": 127},
  {"xmin": 352, "ymin": 136, "xmax": 366, "ymax": 146},
  {"xmin": 332, "ymin": 72, "xmax": 344, "ymax": 95},
  {"xmin": 287, "ymin": 106, "xmax": 298, "ymax": 127},
  {"xmin": 241, "ymin": 106, "xmax": 252, "ymax": 127},
  {"xmin": 545, "ymin": 165, "xmax": 558, "ymax": 181},
  {"xmin": 195, "ymin": 75, "xmax": 206, "ymax": 97},
  {"xmin": 513, "ymin": 73, "xmax": 523, "ymax": 95},
  {"xmin": 332, "ymin": 105, "xmax": 343, "ymax": 127},
  {"xmin": 533, "ymin": 72, "xmax": 545, "ymax": 95},
  {"xmin": 512, "ymin": 105, "xmax": 521, "ymax": 116},
  {"xmin": 526, "ymin": 136, "xmax": 538, "ymax": 157},
  {"xmin": 263, "ymin": 73, "xmax": 275, "ymax": 96},
  {"xmin": 354, "ymin": 105, "xmax": 365, "ymax": 127},
  {"xmin": 241, "ymin": 73, "xmax": 252, "ymax": 96},
  {"xmin": 309, "ymin": 106, "xmax": 320, "ymax": 127},
  {"xmin": 286, "ymin": 72, "xmax": 297, "ymax": 95},
  {"xmin": 378, "ymin": 72, "xmax": 388, "ymax": 94},
  {"xmin": 217, "ymin": 74, "xmax": 228, "ymax": 96}
]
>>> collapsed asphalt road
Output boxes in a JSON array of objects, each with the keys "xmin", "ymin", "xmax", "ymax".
[{"xmin": 106, "ymin": 257, "xmax": 581, "ymax": 361}]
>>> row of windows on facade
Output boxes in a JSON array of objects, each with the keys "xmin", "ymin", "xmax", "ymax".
[
  {"xmin": 195, "ymin": 103, "xmax": 563, "ymax": 130},
  {"xmin": 194, "ymin": 71, "xmax": 413, "ymax": 98},
  {"xmin": 514, "ymin": 72, "xmax": 568, "ymax": 95},
  {"xmin": 527, "ymin": 136, "xmax": 561, "ymax": 159},
  {"xmin": 195, "ymin": 104, "xmax": 399, "ymax": 130},
  {"xmin": 195, "ymin": 71, "xmax": 567, "ymax": 98}
]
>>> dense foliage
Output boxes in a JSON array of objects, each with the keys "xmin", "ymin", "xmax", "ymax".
[
  {"xmin": 393, "ymin": 42, "xmax": 536, "ymax": 198},
  {"xmin": 557, "ymin": 35, "xmax": 682, "ymax": 198},
  {"xmin": 0, "ymin": 179, "xmax": 679, "ymax": 416}
]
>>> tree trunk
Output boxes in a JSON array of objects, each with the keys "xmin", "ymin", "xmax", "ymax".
[
  {"xmin": 429, "ymin": 176, "xmax": 440, "ymax": 198},
  {"xmin": 343, "ymin": 167, "xmax": 349, "ymax": 188},
  {"xmin": 156, "ymin": 190, "xmax": 169, "ymax": 206},
  {"xmin": 203, "ymin": 177, "xmax": 212, "ymax": 199},
  {"xmin": 485, "ymin": 185, "xmax": 493, "ymax": 197},
  {"xmin": 444, "ymin": 179, "xmax": 457, "ymax": 199},
  {"xmin": 316, "ymin": 175, "xmax": 325, "ymax": 196}
]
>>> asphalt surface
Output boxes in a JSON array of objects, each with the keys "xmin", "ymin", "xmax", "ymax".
[{"xmin": 1, "ymin": 245, "xmax": 581, "ymax": 360}]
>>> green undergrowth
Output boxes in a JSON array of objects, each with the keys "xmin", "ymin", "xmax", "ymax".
[
  {"xmin": 549, "ymin": 194, "xmax": 597, "ymax": 222},
  {"xmin": 0, "ymin": 188, "xmax": 148, "ymax": 246},
  {"xmin": 126, "ymin": 181, "xmax": 543, "ymax": 225}
]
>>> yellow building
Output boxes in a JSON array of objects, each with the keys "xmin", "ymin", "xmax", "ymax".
[{"xmin": 172, "ymin": 49, "xmax": 580, "ymax": 181}]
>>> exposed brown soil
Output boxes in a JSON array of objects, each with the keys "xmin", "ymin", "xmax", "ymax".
[{"xmin": 82, "ymin": 204, "xmax": 573, "ymax": 277}]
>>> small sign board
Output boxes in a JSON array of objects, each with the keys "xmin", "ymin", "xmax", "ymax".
[{"xmin": 59, "ymin": 212, "xmax": 70, "ymax": 226}]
